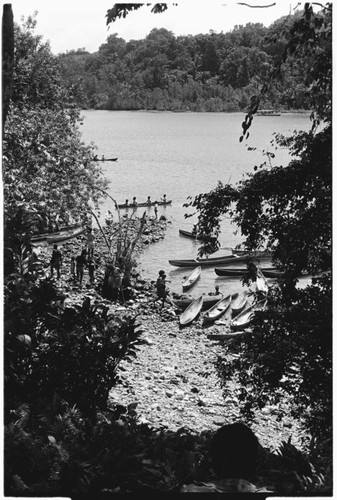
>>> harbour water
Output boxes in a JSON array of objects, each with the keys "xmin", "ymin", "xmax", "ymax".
[{"xmin": 80, "ymin": 110, "xmax": 311, "ymax": 296}]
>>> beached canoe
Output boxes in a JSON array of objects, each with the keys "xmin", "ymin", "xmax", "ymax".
[
  {"xmin": 230, "ymin": 299, "xmax": 268, "ymax": 331},
  {"xmin": 46, "ymin": 225, "xmax": 86, "ymax": 244},
  {"xmin": 255, "ymin": 269, "xmax": 269, "ymax": 294},
  {"xmin": 230, "ymin": 292, "xmax": 247, "ymax": 316},
  {"xmin": 214, "ymin": 266, "xmax": 276, "ymax": 277},
  {"xmin": 118, "ymin": 200, "xmax": 172, "ymax": 209},
  {"xmin": 262, "ymin": 269, "xmax": 285, "ymax": 278},
  {"xmin": 203, "ymin": 294, "xmax": 232, "ymax": 323},
  {"xmin": 169, "ymin": 254, "xmax": 248, "ymax": 268},
  {"xmin": 179, "ymin": 296, "xmax": 204, "ymax": 326},
  {"xmin": 182, "ymin": 266, "xmax": 201, "ymax": 292},
  {"xmin": 172, "ymin": 294, "xmax": 223, "ymax": 311},
  {"xmin": 31, "ymin": 223, "xmax": 85, "ymax": 245},
  {"xmin": 179, "ymin": 229, "xmax": 200, "ymax": 239}
]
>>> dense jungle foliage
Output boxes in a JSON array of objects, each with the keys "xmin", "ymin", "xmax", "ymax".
[{"xmin": 58, "ymin": 11, "xmax": 311, "ymax": 111}]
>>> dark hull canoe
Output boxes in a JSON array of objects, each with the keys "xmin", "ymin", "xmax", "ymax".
[
  {"xmin": 203, "ymin": 294, "xmax": 232, "ymax": 323},
  {"xmin": 214, "ymin": 267, "xmax": 275, "ymax": 277},
  {"xmin": 172, "ymin": 294, "xmax": 223, "ymax": 311},
  {"xmin": 169, "ymin": 254, "xmax": 254, "ymax": 268},
  {"xmin": 118, "ymin": 200, "xmax": 172, "ymax": 209},
  {"xmin": 182, "ymin": 266, "xmax": 201, "ymax": 292},
  {"xmin": 179, "ymin": 296, "xmax": 204, "ymax": 326},
  {"xmin": 230, "ymin": 299, "xmax": 268, "ymax": 331},
  {"xmin": 93, "ymin": 158, "xmax": 118, "ymax": 162},
  {"xmin": 179, "ymin": 229, "xmax": 200, "ymax": 240}
]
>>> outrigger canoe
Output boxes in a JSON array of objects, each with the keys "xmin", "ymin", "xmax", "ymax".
[
  {"xmin": 172, "ymin": 294, "xmax": 223, "ymax": 311},
  {"xmin": 214, "ymin": 267, "xmax": 276, "ymax": 277},
  {"xmin": 230, "ymin": 299, "xmax": 268, "ymax": 331},
  {"xmin": 203, "ymin": 294, "xmax": 232, "ymax": 323},
  {"xmin": 179, "ymin": 296, "xmax": 204, "ymax": 326},
  {"xmin": 118, "ymin": 200, "xmax": 172, "ymax": 209},
  {"xmin": 182, "ymin": 266, "xmax": 201, "ymax": 292},
  {"xmin": 230, "ymin": 292, "xmax": 247, "ymax": 316}
]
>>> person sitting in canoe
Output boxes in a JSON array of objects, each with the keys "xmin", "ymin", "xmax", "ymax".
[
  {"xmin": 124, "ymin": 199, "xmax": 129, "ymax": 206},
  {"xmin": 208, "ymin": 285, "xmax": 221, "ymax": 296},
  {"xmin": 132, "ymin": 196, "xmax": 137, "ymax": 207},
  {"xmin": 101, "ymin": 154, "xmax": 105, "ymax": 161},
  {"xmin": 161, "ymin": 194, "xmax": 167, "ymax": 203},
  {"xmin": 146, "ymin": 196, "xmax": 151, "ymax": 205}
]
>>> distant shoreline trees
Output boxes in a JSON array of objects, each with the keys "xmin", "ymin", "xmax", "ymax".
[{"xmin": 58, "ymin": 13, "xmax": 311, "ymax": 112}]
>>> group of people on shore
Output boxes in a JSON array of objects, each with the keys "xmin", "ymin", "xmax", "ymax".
[
  {"xmin": 50, "ymin": 244, "xmax": 99, "ymax": 287},
  {"xmin": 49, "ymin": 228, "xmax": 98, "ymax": 287}
]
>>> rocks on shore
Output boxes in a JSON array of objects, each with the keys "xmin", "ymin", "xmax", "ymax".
[{"xmin": 34, "ymin": 215, "xmax": 309, "ymax": 452}]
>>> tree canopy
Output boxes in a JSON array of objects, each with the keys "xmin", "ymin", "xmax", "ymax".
[{"xmin": 3, "ymin": 15, "xmax": 108, "ymax": 230}]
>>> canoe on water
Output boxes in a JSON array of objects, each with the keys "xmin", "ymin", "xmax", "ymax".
[
  {"xmin": 118, "ymin": 200, "xmax": 172, "ymax": 209},
  {"xmin": 232, "ymin": 249, "xmax": 272, "ymax": 258},
  {"xmin": 169, "ymin": 254, "xmax": 246, "ymax": 268},
  {"xmin": 230, "ymin": 292, "xmax": 247, "ymax": 316},
  {"xmin": 93, "ymin": 158, "xmax": 118, "ymax": 162},
  {"xmin": 179, "ymin": 296, "xmax": 204, "ymax": 326},
  {"xmin": 230, "ymin": 299, "xmax": 268, "ymax": 331},
  {"xmin": 182, "ymin": 266, "xmax": 201, "ymax": 292},
  {"xmin": 203, "ymin": 294, "xmax": 232, "ymax": 323},
  {"xmin": 214, "ymin": 267, "xmax": 276, "ymax": 277},
  {"xmin": 172, "ymin": 294, "xmax": 223, "ymax": 311},
  {"xmin": 179, "ymin": 229, "xmax": 200, "ymax": 240}
]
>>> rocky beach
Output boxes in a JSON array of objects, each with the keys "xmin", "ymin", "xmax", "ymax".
[{"xmin": 35, "ymin": 214, "xmax": 310, "ymax": 453}]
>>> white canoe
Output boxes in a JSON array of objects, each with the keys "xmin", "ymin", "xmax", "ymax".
[
  {"xmin": 230, "ymin": 299, "xmax": 268, "ymax": 331},
  {"xmin": 255, "ymin": 268, "xmax": 269, "ymax": 294},
  {"xmin": 203, "ymin": 294, "xmax": 232, "ymax": 323},
  {"xmin": 179, "ymin": 296, "xmax": 204, "ymax": 326},
  {"xmin": 230, "ymin": 292, "xmax": 247, "ymax": 316},
  {"xmin": 182, "ymin": 266, "xmax": 201, "ymax": 292}
]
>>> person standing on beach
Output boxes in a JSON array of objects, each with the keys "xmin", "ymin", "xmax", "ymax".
[
  {"xmin": 87, "ymin": 256, "xmax": 96, "ymax": 286},
  {"xmin": 50, "ymin": 244, "xmax": 62, "ymax": 279},
  {"xmin": 76, "ymin": 249, "xmax": 87, "ymax": 286},
  {"xmin": 86, "ymin": 228, "xmax": 94, "ymax": 258},
  {"xmin": 155, "ymin": 270, "xmax": 171, "ymax": 308},
  {"xmin": 154, "ymin": 201, "xmax": 158, "ymax": 219},
  {"xmin": 70, "ymin": 255, "xmax": 76, "ymax": 278}
]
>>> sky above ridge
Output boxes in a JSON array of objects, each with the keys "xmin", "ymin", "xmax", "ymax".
[{"xmin": 9, "ymin": 0, "xmax": 302, "ymax": 54}]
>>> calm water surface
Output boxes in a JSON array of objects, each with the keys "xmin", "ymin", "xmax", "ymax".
[{"xmin": 80, "ymin": 111, "xmax": 311, "ymax": 296}]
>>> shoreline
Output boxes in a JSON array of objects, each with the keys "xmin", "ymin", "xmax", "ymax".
[{"xmin": 36, "ymin": 216, "xmax": 310, "ymax": 452}]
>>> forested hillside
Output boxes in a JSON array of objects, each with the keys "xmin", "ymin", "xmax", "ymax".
[{"xmin": 58, "ymin": 13, "xmax": 310, "ymax": 111}]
